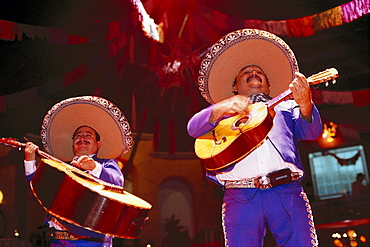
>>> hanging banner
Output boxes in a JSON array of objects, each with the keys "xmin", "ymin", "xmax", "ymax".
[{"xmin": 312, "ymin": 89, "xmax": 370, "ymax": 107}]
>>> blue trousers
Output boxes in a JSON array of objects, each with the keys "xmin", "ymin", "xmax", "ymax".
[
  {"xmin": 222, "ymin": 182, "xmax": 318, "ymax": 247},
  {"xmin": 50, "ymin": 238, "xmax": 111, "ymax": 247}
]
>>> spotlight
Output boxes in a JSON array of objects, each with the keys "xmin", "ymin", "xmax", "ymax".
[{"xmin": 322, "ymin": 121, "xmax": 337, "ymax": 142}]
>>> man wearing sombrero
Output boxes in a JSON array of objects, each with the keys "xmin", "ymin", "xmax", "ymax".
[
  {"xmin": 23, "ymin": 96, "xmax": 133, "ymax": 247},
  {"xmin": 188, "ymin": 29, "xmax": 322, "ymax": 246}
]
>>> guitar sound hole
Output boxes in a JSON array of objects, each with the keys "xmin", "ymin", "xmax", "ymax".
[{"xmin": 234, "ymin": 116, "xmax": 250, "ymax": 128}]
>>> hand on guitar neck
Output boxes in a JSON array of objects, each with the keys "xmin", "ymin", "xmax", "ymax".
[
  {"xmin": 23, "ymin": 140, "xmax": 96, "ymax": 171},
  {"xmin": 289, "ymin": 72, "xmax": 313, "ymax": 119},
  {"xmin": 24, "ymin": 142, "xmax": 39, "ymax": 161}
]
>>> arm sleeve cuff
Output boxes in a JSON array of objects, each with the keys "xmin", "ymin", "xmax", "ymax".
[
  {"xmin": 300, "ymin": 112, "xmax": 313, "ymax": 123},
  {"xmin": 24, "ymin": 160, "xmax": 37, "ymax": 175},
  {"xmin": 87, "ymin": 161, "xmax": 103, "ymax": 177}
]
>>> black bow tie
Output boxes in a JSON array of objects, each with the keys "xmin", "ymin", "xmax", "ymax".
[{"xmin": 250, "ymin": 93, "xmax": 272, "ymax": 103}]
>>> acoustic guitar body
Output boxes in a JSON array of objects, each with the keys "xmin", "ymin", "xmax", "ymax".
[
  {"xmin": 195, "ymin": 103, "xmax": 274, "ymax": 170},
  {"xmin": 30, "ymin": 158, "xmax": 151, "ymax": 239},
  {"xmin": 0, "ymin": 137, "xmax": 152, "ymax": 238}
]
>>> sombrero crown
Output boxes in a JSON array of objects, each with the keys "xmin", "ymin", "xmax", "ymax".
[
  {"xmin": 41, "ymin": 96, "xmax": 133, "ymax": 161},
  {"xmin": 198, "ymin": 29, "xmax": 299, "ymax": 103}
]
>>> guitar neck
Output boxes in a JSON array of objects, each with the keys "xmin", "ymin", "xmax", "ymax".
[
  {"xmin": 1, "ymin": 137, "xmax": 125, "ymax": 193},
  {"xmin": 37, "ymin": 149, "xmax": 66, "ymax": 164},
  {"xmin": 4, "ymin": 140, "xmax": 67, "ymax": 164},
  {"xmin": 267, "ymin": 89, "xmax": 293, "ymax": 109},
  {"xmin": 266, "ymin": 68, "xmax": 339, "ymax": 109}
]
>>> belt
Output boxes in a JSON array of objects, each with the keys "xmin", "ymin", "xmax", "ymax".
[
  {"xmin": 224, "ymin": 169, "xmax": 302, "ymax": 189},
  {"xmin": 48, "ymin": 231, "xmax": 83, "ymax": 241},
  {"xmin": 48, "ymin": 231, "xmax": 104, "ymax": 242}
]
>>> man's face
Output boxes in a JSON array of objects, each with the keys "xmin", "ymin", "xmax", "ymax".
[
  {"xmin": 72, "ymin": 126, "xmax": 101, "ymax": 157},
  {"xmin": 234, "ymin": 65, "xmax": 270, "ymax": 96}
]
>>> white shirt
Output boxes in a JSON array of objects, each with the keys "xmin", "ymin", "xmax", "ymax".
[{"xmin": 215, "ymin": 139, "xmax": 303, "ymax": 184}]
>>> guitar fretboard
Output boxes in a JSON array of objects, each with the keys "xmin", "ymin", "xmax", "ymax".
[
  {"xmin": 266, "ymin": 68, "xmax": 338, "ymax": 109},
  {"xmin": 267, "ymin": 89, "xmax": 293, "ymax": 109}
]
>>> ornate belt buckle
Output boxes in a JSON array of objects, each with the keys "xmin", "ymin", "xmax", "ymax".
[
  {"xmin": 254, "ymin": 176, "xmax": 272, "ymax": 189},
  {"xmin": 259, "ymin": 184, "xmax": 272, "ymax": 189}
]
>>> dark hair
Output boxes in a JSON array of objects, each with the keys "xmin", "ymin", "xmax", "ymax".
[
  {"xmin": 72, "ymin": 125, "xmax": 101, "ymax": 141},
  {"xmin": 356, "ymin": 173, "xmax": 365, "ymax": 180}
]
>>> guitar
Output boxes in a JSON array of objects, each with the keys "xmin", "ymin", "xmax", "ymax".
[
  {"xmin": 0, "ymin": 137, "xmax": 152, "ymax": 239},
  {"xmin": 194, "ymin": 68, "xmax": 339, "ymax": 170}
]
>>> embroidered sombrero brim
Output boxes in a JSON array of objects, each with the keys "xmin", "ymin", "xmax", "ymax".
[
  {"xmin": 198, "ymin": 29, "xmax": 299, "ymax": 103},
  {"xmin": 41, "ymin": 96, "xmax": 133, "ymax": 161}
]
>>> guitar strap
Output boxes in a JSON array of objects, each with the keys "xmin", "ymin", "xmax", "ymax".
[{"xmin": 249, "ymin": 93, "xmax": 272, "ymax": 103}]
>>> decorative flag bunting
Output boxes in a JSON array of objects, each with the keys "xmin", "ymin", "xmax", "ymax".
[
  {"xmin": 131, "ymin": 0, "xmax": 368, "ymax": 41},
  {"xmin": 311, "ymin": 89, "xmax": 370, "ymax": 107},
  {"xmin": 188, "ymin": 0, "xmax": 369, "ymax": 39},
  {"xmin": 1, "ymin": 0, "xmax": 368, "ymax": 43},
  {"xmin": 326, "ymin": 151, "xmax": 361, "ymax": 165},
  {"xmin": 342, "ymin": 0, "xmax": 370, "ymax": 22},
  {"xmin": 0, "ymin": 19, "xmax": 22, "ymax": 41},
  {"xmin": 313, "ymin": 6, "xmax": 343, "ymax": 31},
  {"xmin": 286, "ymin": 15, "xmax": 315, "ymax": 37}
]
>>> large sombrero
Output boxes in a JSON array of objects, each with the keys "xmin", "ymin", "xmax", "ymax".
[
  {"xmin": 198, "ymin": 29, "xmax": 299, "ymax": 103},
  {"xmin": 41, "ymin": 96, "xmax": 133, "ymax": 161}
]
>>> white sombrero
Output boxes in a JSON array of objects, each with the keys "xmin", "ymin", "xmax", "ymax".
[
  {"xmin": 198, "ymin": 29, "xmax": 299, "ymax": 103},
  {"xmin": 41, "ymin": 96, "xmax": 133, "ymax": 161}
]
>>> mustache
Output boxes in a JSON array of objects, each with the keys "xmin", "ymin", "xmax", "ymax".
[
  {"xmin": 76, "ymin": 140, "xmax": 90, "ymax": 145},
  {"xmin": 247, "ymin": 75, "xmax": 262, "ymax": 82}
]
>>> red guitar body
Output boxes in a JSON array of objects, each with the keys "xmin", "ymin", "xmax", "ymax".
[{"xmin": 0, "ymin": 138, "xmax": 152, "ymax": 239}]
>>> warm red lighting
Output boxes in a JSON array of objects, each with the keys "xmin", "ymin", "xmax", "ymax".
[
  {"xmin": 347, "ymin": 229, "xmax": 356, "ymax": 239},
  {"xmin": 350, "ymin": 240, "xmax": 358, "ymax": 246},
  {"xmin": 330, "ymin": 229, "xmax": 367, "ymax": 247},
  {"xmin": 322, "ymin": 121, "xmax": 337, "ymax": 142},
  {"xmin": 359, "ymin": 235, "xmax": 366, "ymax": 243},
  {"xmin": 333, "ymin": 239, "xmax": 344, "ymax": 247}
]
